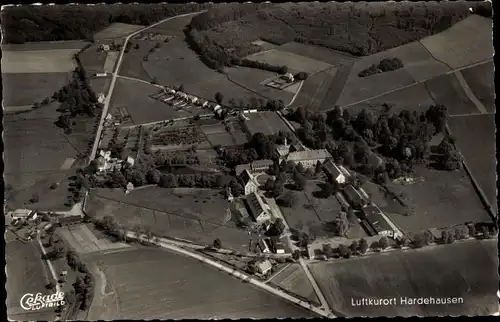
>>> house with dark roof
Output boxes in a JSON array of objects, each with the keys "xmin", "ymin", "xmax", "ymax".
[
  {"xmin": 251, "ymin": 159, "xmax": 273, "ymax": 173},
  {"xmin": 239, "ymin": 169, "xmax": 259, "ymax": 195},
  {"xmin": 361, "ymin": 206, "xmax": 393, "ymax": 237},
  {"xmin": 58, "ymin": 215, "xmax": 83, "ymax": 227},
  {"xmin": 244, "ymin": 192, "xmax": 271, "ymax": 224},
  {"xmin": 343, "ymin": 185, "xmax": 366, "ymax": 209},
  {"xmin": 323, "ymin": 160, "xmax": 347, "ymax": 184},
  {"xmin": 286, "ymin": 149, "xmax": 332, "ymax": 168}
]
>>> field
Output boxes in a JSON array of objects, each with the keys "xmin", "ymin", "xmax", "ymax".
[
  {"xmin": 110, "ymin": 77, "xmax": 191, "ymax": 124},
  {"xmin": 252, "ymin": 39, "xmax": 278, "ymax": 51},
  {"xmin": 424, "ymin": 73, "xmax": 480, "ymax": 116},
  {"xmin": 145, "ymin": 12, "xmax": 201, "ymax": 37},
  {"xmin": 346, "ymin": 82, "xmax": 438, "ymax": 117},
  {"xmin": 420, "ymin": 15, "xmax": 493, "ymax": 69},
  {"xmin": 87, "ymin": 247, "xmax": 315, "ymax": 319},
  {"xmin": 309, "ymin": 240, "xmax": 498, "ymax": 317},
  {"xmin": 2, "ymin": 49, "xmax": 81, "ymax": 73},
  {"xmin": 245, "ymin": 49, "xmax": 333, "ymax": 74},
  {"xmin": 242, "ymin": 111, "xmax": 291, "ymax": 136},
  {"xmin": 448, "ymin": 114, "xmax": 497, "ymax": 214},
  {"xmin": 103, "ymin": 51, "xmax": 119, "ymax": 73},
  {"xmin": 2, "ymin": 72, "xmax": 73, "ymax": 106},
  {"xmin": 460, "ymin": 61, "xmax": 495, "ymax": 113},
  {"xmin": 1, "ymin": 40, "xmax": 89, "ymax": 51},
  {"xmin": 202, "ymin": 121, "xmax": 249, "ymax": 147},
  {"xmin": 90, "ymin": 77, "xmax": 111, "ymax": 95},
  {"xmin": 6, "ymin": 240, "xmax": 55, "ymax": 321},
  {"xmin": 384, "ymin": 165, "xmax": 490, "ymax": 232},
  {"xmin": 225, "ymin": 66, "xmax": 294, "ymax": 103},
  {"xmin": 78, "ymin": 45, "xmax": 108, "ymax": 74},
  {"xmin": 269, "ymin": 264, "xmax": 320, "ymax": 305},
  {"xmin": 58, "ymin": 224, "xmax": 131, "ymax": 254},
  {"xmin": 277, "ymin": 41, "xmax": 356, "ymax": 66},
  {"xmin": 93, "ymin": 23, "xmax": 144, "ymax": 40},
  {"xmin": 86, "ymin": 187, "xmax": 252, "ymax": 252}
]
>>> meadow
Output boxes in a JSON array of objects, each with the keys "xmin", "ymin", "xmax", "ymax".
[
  {"xmin": 2, "ymin": 49, "xmax": 80, "ymax": 73},
  {"xmin": 93, "ymin": 23, "xmax": 144, "ymax": 40}
]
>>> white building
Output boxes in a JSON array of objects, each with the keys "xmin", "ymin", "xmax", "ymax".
[
  {"xmin": 323, "ymin": 160, "xmax": 347, "ymax": 184},
  {"xmin": 282, "ymin": 73, "xmax": 294, "ymax": 83},
  {"xmin": 286, "ymin": 149, "xmax": 332, "ymax": 168},
  {"xmin": 100, "ymin": 44, "xmax": 110, "ymax": 51},
  {"xmin": 98, "ymin": 93, "xmax": 106, "ymax": 104},
  {"xmin": 95, "ymin": 72, "xmax": 107, "ymax": 77},
  {"xmin": 7, "ymin": 209, "xmax": 34, "ymax": 220},
  {"xmin": 125, "ymin": 182, "xmax": 134, "ymax": 194},
  {"xmin": 125, "ymin": 156, "xmax": 135, "ymax": 167},
  {"xmin": 99, "ymin": 149, "xmax": 111, "ymax": 161},
  {"xmin": 239, "ymin": 170, "xmax": 259, "ymax": 196},
  {"xmin": 255, "ymin": 259, "xmax": 273, "ymax": 275},
  {"xmin": 244, "ymin": 192, "xmax": 272, "ymax": 224}
]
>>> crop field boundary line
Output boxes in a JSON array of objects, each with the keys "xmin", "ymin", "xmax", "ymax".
[
  {"xmin": 337, "ymin": 58, "xmax": 493, "ymax": 111},
  {"xmin": 453, "ymin": 71, "xmax": 488, "ymax": 114},
  {"xmin": 417, "ymin": 39, "xmax": 453, "ymax": 70},
  {"xmin": 92, "ymin": 193, "xmax": 247, "ymax": 234}
]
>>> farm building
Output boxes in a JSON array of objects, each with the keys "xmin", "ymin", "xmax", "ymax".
[
  {"xmin": 125, "ymin": 182, "xmax": 134, "ymax": 194},
  {"xmin": 276, "ymin": 145, "xmax": 291, "ymax": 159},
  {"xmin": 251, "ymin": 159, "xmax": 274, "ymax": 173},
  {"xmin": 286, "ymin": 149, "xmax": 332, "ymax": 168},
  {"xmin": 235, "ymin": 164, "xmax": 252, "ymax": 176},
  {"xmin": 99, "ymin": 44, "xmax": 110, "ymax": 51},
  {"xmin": 361, "ymin": 206, "xmax": 394, "ymax": 237},
  {"xmin": 98, "ymin": 93, "xmax": 106, "ymax": 104},
  {"xmin": 290, "ymin": 144, "xmax": 304, "ymax": 153},
  {"xmin": 254, "ymin": 259, "xmax": 273, "ymax": 275},
  {"xmin": 244, "ymin": 192, "xmax": 272, "ymax": 224},
  {"xmin": 343, "ymin": 185, "xmax": 366, "ymax": 210},
  {"xmin": 99, "ymin": 149, "xmax": 112, "ymax": 161},
  {"xmin": 95, "ymin": 72, "xmax": 107, "ymax": 77},
  {"xmin": 239, "ymin": 170, "xmax": 259, "ymax": 196},
  {"xmin": 7, "ymin": 209, "xmax": 35, "ymax": 220},
  {"xmin": 282, "ymin": 73, "xmax": 295, "ymax": 83},
  {"xmin": 58, "ymin": 215, "xmax": 83, "ymax": 227},
  {"xmin": 323, "ymin": 160, "xmax": 347, "ymax": 184}
]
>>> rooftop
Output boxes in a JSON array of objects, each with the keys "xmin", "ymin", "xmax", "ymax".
[
  {"xmin": 287, "ymin": 149, "xmax": 332, "ymax": 162},
  {"xmin": 59, "ymin": 215, "xmax": 83, "ymax": 225},
  {"xmin": 362, "ymin": 206, "xmax": 392, "ymax": 233},
  {"xmin": 323, "ymin": 160, "xmax": 343, "ymax": 177},
  {"xmin": 245, "ymin": 192, "xmax": 266, "ymax": 219}
]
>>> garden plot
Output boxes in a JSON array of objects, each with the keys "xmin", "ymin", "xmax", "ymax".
[
  {"xmin": 246, "ymin": 49, "xmax": 333, "ymax": 74},
  {"xmin": 58, "ymin": 224, "xmax": 131, "ymax": 254},
  {"xmin": 151, "ymin": 126, "xmax": 207, "ymax": 149},
  {"xmin": 2, "ymin": 49, "xmax": 80, "ymax": 73},
  {"xmin": 270, "ymin": 264, "xmax": 320, "ymax": 305},
  {"xmin": 93, "ymin": 23, "xmax": 144, "ymax": 40},
  {"xmin": 420, "ymin": 15, "xmax": 493, "ymax": 69}
]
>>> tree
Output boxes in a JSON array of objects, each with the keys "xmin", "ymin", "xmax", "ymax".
[
  {"xmin": 413, "ymin": 233, "xmax": 426, "ymax": 248},
  {"xmin": 292, "ymin": 250, "xmax": 300, "ymax": 260},
  {"xmin": 213, "ymin": 238, "xmax": 222, "ymax": 249},
  {"xmin": 215, "ymin": 92, "xmax": 224, "ymax": 104},
  {"xmin": 178, "ymin": 84, "xmax": 185, "ymax": 92},
  {"xmin": 441, "ymin": 149, "xmax": 462, "ymax": 171},
  {"xmin": 134, "ymin": 43, "xmax": 140, "ymax": 49},
  {"xmin": 146, "ymin": 169, "xmax": 161, "ymax": 184},
  {"xmin": 293, "ymin": 171, "xmax": 307, "ymax": 191},
  {"xmin": 359, "ymin": 238, "xmax": 368, "ymax": 254},
  {"xmin": 271, "ymin": 218, "xmax": 285, "ymax": 236},
  {"xmin": 349, "ymin": 240, "xmax": 358, "ymax": 255},
  {"xmin": 399, "ymin": 236, "xmax": 410, "ymax": 248},
  {"xmin": 159, "ymin": 173, "xmax": 178, "ymax": 188},
  {"xmin": 379, "ymin": 236, "xmax": 389, "ymax": 249},
  {"xmin": 46, "ymin": 281, "xmax": 56, "ymax": 290},
  {"xmin": 29, "ymin": 194, "xmax": 39, "ymax": 203},
  {"xmin": 481, "ymin": 226, "xmax": 490, "ymax": 239},
  {"xmin": 337, "ymin": 244, "xmax": 351, "ymax": 258},
  {"xmin": 279, "ymin": 192, "xmax": 295, "ymax": 207},
  {"xmin": 264, "ymin": 178, "xmax": 275, "ymax": 191},
  {"xmin": 467, "ymin": 224, "xmax": 476, "ymax": 237},
  {"xmin": 314, "ymin": 161, "xmax": 323, "ymax": 174}
]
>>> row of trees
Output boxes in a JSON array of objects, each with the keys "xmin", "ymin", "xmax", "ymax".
[{"xmin": 3, "ymin": 3, "xmax": 213, "ymax": 44}]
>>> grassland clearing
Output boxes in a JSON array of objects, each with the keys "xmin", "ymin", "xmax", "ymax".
[
  {"xmin": 460, "ymin": 61, "xmax": 495, "ymax": 113},
  {"xmin": 118, "ymin": 39, "xmax": 155, "ymax": 81},
  {"xmin": 424, "ymin": 73, "xmax": 479, "ymax": 115},
  {"xmin": 384, "ymin": 165, "xmax": 490, "ymax": 232},
  {"xmin": 86, "ymin": 187, "xmax": 251, "ymax": 252},
  {"xmin": 103, "ymin": 51, "xmax": 119, "ymax": 73},
  {"xmin": 87, "ymin": 247, "xmax": 314, "ymax": 319},
  {"xmin": 277, "ymin": 41, "xmax": 356, "ymax": 66},
  {"xmin": 420, "ymin": 15, "xmax": 493, "ymax": 69},
  {"xmin": 245, "ymin": 49, "xmax": 332, "ymax": 74},
  {"xmin": 241, "ymin": 111, "xmax": 291, "ymax": 136},
  {"xmin": 90, "ymin": 77, "xmax": 111, "ymax": 95},
  {"xmin": 309, "ymin": 240, "xmax": 498, "ymax": 317},
  {"xmin": 110, "ymin": 78, "xmax": 190, "ymax": 124},
  {"xmin": 93, "ymin": 23, "xmax": 144, "ymax": 40},
  {"xmin": 2, "ymin": 72, "xmax": 73, "ymax": 106},
  {"xmin": 346, "ymin": 82, "xmax": 437, "ymax": 117},
  {"xmin": 2, "ymin": 49, "xmax": 81, "ymax": 73},
  {"xmin": 78, "ymin": 45, "xmax": 108, "ymax": 73},
  {"xmin": 269, "ymin": 263, "xmax": 320, "ymax": 305},
  {"xmin": 6, "ymin": 240, "xmax": 55, "ymax": 321},
  {"xmin": 448, "ymin": 114, "xmax": 496, "ymax": 214},
  {"xmin": 58, "ymin": 224, "xmax": 131, "ymax": 254}
]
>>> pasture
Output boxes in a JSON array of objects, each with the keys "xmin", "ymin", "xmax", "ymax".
[
  {"xmin": 245, "ymin": 49, "xmax": 333, "ymax": 74},
  {"xmin": 86, "ymin": 187, "xmax": 252, "ymax": 252},
  {"xmin": 2, "ymin": 72, "xmax": 72, "ymax": 106},
  {"xmin": 242, "ymin": 111, "xmax": 291, "ymax": 136},
  {"xmin": 420, "ymin": 15, "xmax": 493, "ymax": 69},
  {"xmin": 90, "ymin": 77, "xmax": 111, "ymax": 95},
  {"xmin": 277, "ymin": 41, "xmax": 356, "ymax": 66},
  {"xmin": 58, "ymin": 224, "xmax": 131, "ymax": 254},
  {"xmin": 103, "ymin": 51, "xmax": 119, "ymax": 73},
  {"xmin": 346, "ymin": 82, "xmax": 437, "ymax": 117},
  {"xmin": 309, "ymin": 240, "xmax": 498, "ymax": 317},
  {"xmin": 78, "ymin": 45, "xmax": 108, "ymax": 73},
  {"xmin": 6, "ymin": 240, "xmax": 55, "ymax": 321},
  {"xmin": 270, "ymin": 264, "xmax": 320, "ymax": 305},
  {"xmin": 2, "ymin": 49, "xmax": 80, "ymax": 73},
  {"xmin": 93, "ymin": 23, "xmax": 144, "ymax": 40},
  {"xmin": 88, "ymin": 248, "xmax": 315, "ymax": 319},
  {"xmin": 448, "ymin": 114, "xmax": 497, "ymax": 214},
  {"xmin": 1, "ymin": 40, "xmax": 88, "ymax": 51},
  {"xmin": 424, "ymin": 73, "xmax": 479, "ymax": 116},
  {"xmin": 384, "ymin": 165, "xmax": 490, "ymax": 232},
  {"xmin": 110, "ymin": 77, "xmax": 190, "ymax": 124},
  {"xmin": 460, "ymin": 61, "xmax": 495, "ymax": 113},
  {"xmin": 117, "ymin": 39, "xmax": 155, "ymax": 81}
]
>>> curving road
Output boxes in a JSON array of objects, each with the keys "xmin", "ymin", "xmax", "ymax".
[
  {"xmin": 88, "ymin": 12, "xmax": 207, "ymax": 163},
  {"xmin": 125, "ymin": 231, "xmax": 334, "ymax": 318}
]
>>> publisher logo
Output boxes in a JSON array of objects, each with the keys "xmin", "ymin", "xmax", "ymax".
[{"xmin": 20, "ymin": 291, "xmax": 65, "ymax": 311}]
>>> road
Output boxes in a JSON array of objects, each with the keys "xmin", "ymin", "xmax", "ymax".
[
  {"xmin": 88, "ymin": 12, "xmax": 206, "ymax": 163},
  {"xmin": 265, "ymin": 197, "xmax": 333, "ymax": 314},
  {"xmin": 125, "ymin": 231, "xmax": 334, "ymax": 318},
  {"xmin": 36, "ymin": 231, "xmax": 62, "ymax": 293}
]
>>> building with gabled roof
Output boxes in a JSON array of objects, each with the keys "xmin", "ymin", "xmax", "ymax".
[
  {"xmin": 251, "ymin": 159, "xmax": 273, "ymax": 173},
  {"xmin": 323, "ymin": 160, "xmax": 347, "ymax": 184},
  {"xmin": 254, "ymin": 259, "xmax": 273, "ymax": 275},
  {"xmin": 286, "ymin": 149, "xmax": 332, "ymax": 168},
  {"xmin": 361, "ymin": 206, "xmax": 393, "ymax": 237},
  {"xmin": 343, "ymin": 185, "xmax": 366, "ymax": 209},
  {"xmin": 239, "ymin": 169, "xmax": 259, "ymax": 196},
  {"xmin": 59, "ymin": 215, "xmax": 83, "ymax": 227},
  {"xmin": 244, "ymin": 192, "xmax": 271, "ymax": 224}
]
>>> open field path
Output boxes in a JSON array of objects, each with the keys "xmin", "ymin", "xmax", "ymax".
[
  {"xmin": 334, "ymin": 58, "xmax": 493, "ymax": 111},
  {"xmin": 265, "ymin": 197, "xmax": 333, "ymax": 314},
  {"xmin": 317, "ymin": 61, "xmax": 354, "ymax": 111},
  {"xmin": 453, "ymin": 71, "xmax": 488, "ymax": 114},
  {"xmin": 89, "ymin": 11, "xmax": 207, "ymax": 163},
  {"xmin": 125, "ymin": 231, "xmax": 334, "ymax": 318},
  {"xmin": 36, "ymin": 231, "xmax": 61, "ymax": 293},
  {"xmin": 449, "ymin": 112, "xmax": 495, "ymax": 118}
]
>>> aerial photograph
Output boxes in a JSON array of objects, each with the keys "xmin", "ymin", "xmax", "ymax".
[{"xmin": 2, "ymin": 2, "xmax": 498, "ymax": 320}]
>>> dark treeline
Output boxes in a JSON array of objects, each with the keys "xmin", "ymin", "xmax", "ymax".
[
  {"xmin": 358, "ymin": 57, "xmax": 404, "ymax": 77},
  {"xmin": 3, "ymin": 3, "xmax": 212, "ymax": 44}
]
